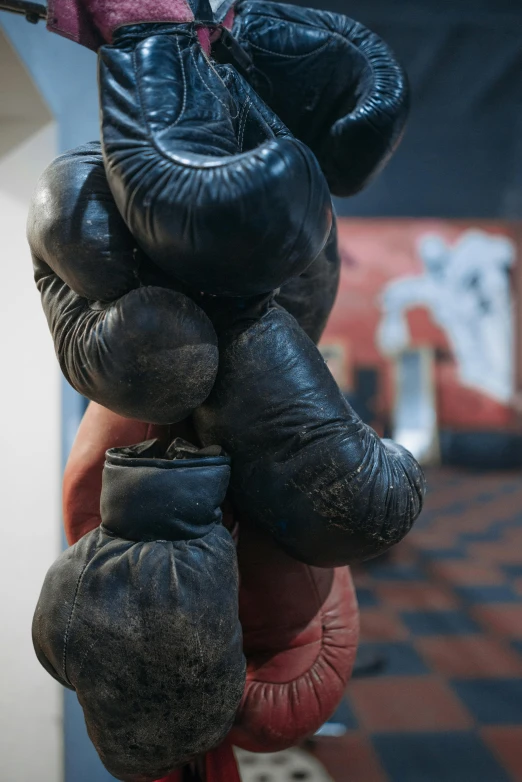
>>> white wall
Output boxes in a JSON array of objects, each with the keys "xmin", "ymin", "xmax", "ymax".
[{"xmin": 0, "ymin": 122, "xmax": 62, "ymax": 782}]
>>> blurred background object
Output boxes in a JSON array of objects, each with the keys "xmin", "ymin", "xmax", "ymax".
[
  {"xmin": 1, "ymin": 0, "xmax": 522, "ymax": 780},
  {"xmin": 320, "ymin": 219, "xmax": 522, "ymax": 469},
  {"xmin": 234, "ymin": 747, "xmax": 334, "ymax": 782}
]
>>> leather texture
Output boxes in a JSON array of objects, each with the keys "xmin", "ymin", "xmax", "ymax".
[
  {"xmin": 28, "ymin": 143, "xmax": 219, "ymax": 424},
  {"xmin": 222, "ymin": 0, "xmax": 410, "ymax": 196},
  {"xmin": 62, "ymin": 403, "xmax": 359, "ymax": 755},
  {"xmin": 230, "ymin": 517, "xmax": 358, "ymax": 752},
  {"xmin": 99, "ymin": 22, "xmax": 332, "ymax": 296},
  {"xmin": 33, "ymin": 441, "xmax": 245, "ymax": 782},
  {"xmin": 194, "ymin": 305, "xmax": 426, "ymax": 567}
]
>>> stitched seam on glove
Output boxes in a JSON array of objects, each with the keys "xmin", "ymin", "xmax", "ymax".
[
  {"xmin": 61, "ymin": 549, "xmax": 99, "ymax": 687},
  {"xmin": 189, "ymin": 46, "xmax": 241, "ymax": 118},
  {"xmin": 237, "ymin": 98, "xmax": 252, "ymax": 152},
  {"xmin": 132, "ymin": 44, "xmax": 149, "ymax": 135},
  {"xmin": 165, "ymin": 36, "xmax": 189, "ymax": 131},
  {"xmin": 247, "ymin": 39, "xmax": 331, "ymax": 60}
]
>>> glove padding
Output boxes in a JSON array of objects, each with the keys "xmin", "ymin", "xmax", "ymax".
[
  {"xmin": 28, "ymin": 144, "xmax": 219, "ymax": 424},
  {"xmin": 194, "ymin": 304, "xmax": 426, "ymax": 567},
  {"xmin": 99, "ymin": 22, "xmax": 332, "ymax": 296},
  {"xmin": 230, "ymin": 517, "xmax": 358, "ymax": 752},
  {"xmin": 33, "ymin": 439, "xmax": 245, "ymax": 782},
  {"xmin": 217, "ymin": 0, "xmax": 409, "ymax": 196}
]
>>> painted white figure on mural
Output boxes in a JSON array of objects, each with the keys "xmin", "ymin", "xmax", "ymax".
[{"xmin": 377, "ymin": 229, "xmax": 515, "ymax": 403}]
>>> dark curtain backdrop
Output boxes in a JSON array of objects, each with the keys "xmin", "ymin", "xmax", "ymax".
[{"xmin": 293, "ymin": 0, "xmax": 522, "ymax": 218}]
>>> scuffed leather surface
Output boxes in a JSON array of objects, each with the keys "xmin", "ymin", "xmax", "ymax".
[
  {"xmin": 228, "ymin": 0, "xmax": 410, "ymax": 196},
  {"xmin": 99, "ymin": 24, "xmax": 332, "ymax": 295},
  {"xmin": 28, "ymin": 144, "xmax": 218, "ymax": 424},
  {"xmin": 230, "ymin": 518, "xmax": 358, "ymax": 752},
  {"xmin": 33, "ymin": 444, "xmax": 245, "ymax": 782},
  {"xmin": 194, "ymin": 307, "xmax": 426, "ymax": 567}
]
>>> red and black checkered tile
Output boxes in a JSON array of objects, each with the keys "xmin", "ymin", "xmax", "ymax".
[{"xmin": 310, "ymin": 468, "xmax": 522, "ymax": 782}]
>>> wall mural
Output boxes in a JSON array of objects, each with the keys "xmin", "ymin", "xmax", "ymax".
[
  {"xmin": 321, "ymin": 220, "xmax": 520, "ymax": 432},
  {"xmin": 377, "ymin": 229, "xmax": 515, "ymax": 403}
]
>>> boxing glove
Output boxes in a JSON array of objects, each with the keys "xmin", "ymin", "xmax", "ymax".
[
  {"xmin": 215, "ymin": 0, "xmax": 409, "ymax": 196},
  {"xmin": 28, "ymin": 143, "xmax": 218, "ymax": 424},
  {"xmin": 230, "ymin": 517, "xmax": 358, "ymax": 752},
  {"xmin": 34, "ymin": 437, "xmax": 245, "ymax": 782},
  {"xmin": 97, "ymin": 17, "xmax": 332, "ymax": 295},
  {"xmin": 63, "ymin": 403, "xmax": 359, "ymax": 755},
  {"xmin": 193, "ymin": 300, "xmax": 426, "ymax": 567}
]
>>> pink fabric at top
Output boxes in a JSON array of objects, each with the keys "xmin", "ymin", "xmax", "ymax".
[{"xmin": 47, "ymin": 0, "xmax": 195, "ymax": 50}]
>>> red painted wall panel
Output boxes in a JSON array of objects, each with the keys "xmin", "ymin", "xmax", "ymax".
[{"xmin": 321, "ymin": 219, "xmax": 521, "ymax": 431}]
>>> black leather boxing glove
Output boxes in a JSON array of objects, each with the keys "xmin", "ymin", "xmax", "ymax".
[
  {"xmin": 33, "ymin": 438, "xmax": 245, "ymax": 782},
  {"xmin": 215, "ymin": 0, "xmax": 409, "ymax": 197},
  {"xmin": 28, "ymin": 143, "xmax": 219, "ymax": 424},
  {"xmin": 91, "ymin": 0, "xmax": 332, "ymax": 296},
  {"xmin": 193, "ymin": 299, "xmax": 425, "ymax": 567}
]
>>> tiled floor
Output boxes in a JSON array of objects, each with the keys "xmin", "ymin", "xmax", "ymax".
[{"xmin": 308, "ymin": 468, "xmax": 522, "ymax": 782}]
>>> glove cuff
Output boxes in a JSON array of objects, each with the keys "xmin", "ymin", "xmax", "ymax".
[{"xmin": 100, "ymin": 439, "xmax": 231, "ymax": 541}]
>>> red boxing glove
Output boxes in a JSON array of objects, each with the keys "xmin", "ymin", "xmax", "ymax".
[
  {"xmin": 63, "ymin": 403, "xmax": 359, "ymax": 756},
  {"xmin": 232, "ymin": 517, "xmax": 358, "ymax": 752}
]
